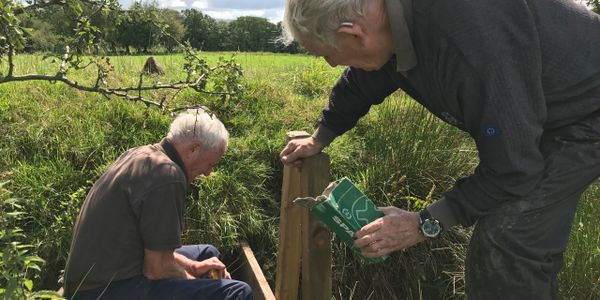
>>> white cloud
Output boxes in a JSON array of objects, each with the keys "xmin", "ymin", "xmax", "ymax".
[
  {"xmin": 158, "ymin": 0, "xmax": 187, "ymax": 8},
  {"xmin": 191, "ymin": 0, "xmax": 210, "ymax": 10},
  {"xmin": 121, "ymin": 0, "xmax": 286, "ymax": 23},
  {"xmin": 201, "ymin": 8, "xmax": 282, "ymax": 23}
]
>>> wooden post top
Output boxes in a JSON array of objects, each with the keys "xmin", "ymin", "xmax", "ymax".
[{"xmin": 286, "ymin": 131, "xmax": 311, "ymax": 142}]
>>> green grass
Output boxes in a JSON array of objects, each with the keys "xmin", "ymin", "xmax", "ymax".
[
  {"xmin": 1, "ymin": 52, "xmax": 598, "ymax": 299},
  {"xmin": 559, "ymin": 184, "xmax": 600, "ymax": 299}
]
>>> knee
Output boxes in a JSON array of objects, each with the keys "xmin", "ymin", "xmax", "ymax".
[
  {"xmin": 202, "ymin": 244, "xmax": 221, "ymax": 259},
  {"xmin": 226, "ymin": 280, "xmax": 252, "ymax": 300},
  {"xmin": 237, "ymin": 281, "xmax": 253, "ymax": 299}
]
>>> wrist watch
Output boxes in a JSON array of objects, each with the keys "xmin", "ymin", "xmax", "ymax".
[{"xmin": 419, "ymin": 208, "xmax": 443, "ymax": 238}]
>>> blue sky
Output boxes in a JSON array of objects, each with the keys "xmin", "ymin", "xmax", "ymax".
[{"xmin": 120, "ymin": 0, "xmax": 285, "ymax": 23}]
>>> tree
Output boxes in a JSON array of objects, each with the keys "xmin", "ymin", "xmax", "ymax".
[
  {"xmin": 115, "ymin": 2, "xmax": 159, "ymax": 54},
  {"xmin": 227, "ymin": 16, "xmax": 278, "ymax": 52},
  {"xmin": 88, "ymin": 3, "xmax": 124, "ymax": 54},
  {"xmin": 182, "ymin": 9, "xmax": 221, "ymax": 51},
  {"xmin": 159, "ymin": 8, "xmax": 185, "ymax": 53},
  {"xmin": 19, "ymin": 14, "xmax": 63, "ymax": 53},
  {"xmin": 214, "ymin": 20, "xmax": 231, "ymax": 51}
]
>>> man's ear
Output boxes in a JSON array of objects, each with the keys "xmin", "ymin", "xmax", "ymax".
[
  {"xmin": 336, "ymin": 22, "xmax": 367, "ymax": 45},
  {"xmin": 191, "ymin": 143, "xmax": 204, "ymax": 154}
]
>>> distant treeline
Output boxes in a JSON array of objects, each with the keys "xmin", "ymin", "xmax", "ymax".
[{"xmin": 19, "ymin": 1, "xmax": 304, "ymax": 55}]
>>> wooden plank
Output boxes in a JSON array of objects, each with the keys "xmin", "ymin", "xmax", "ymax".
[
  {"xmin": 300, "ymin": 154, "xmax": 332, "ymax": 300},
  {"xmin": 275, "ymin": 131, "xmax": 311, "ymax": 300},
  {"xmin": 240, "ymin": 241, "xmax": 276, "ymax": 300}
]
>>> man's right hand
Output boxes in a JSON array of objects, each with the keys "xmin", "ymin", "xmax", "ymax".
[{"xmin": 279, "ymin": 137, "xmax": 325, "ymax": 168}]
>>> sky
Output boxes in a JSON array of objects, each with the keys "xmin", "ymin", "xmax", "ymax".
[{"xmin": 120, "ymin": 0, "xmax": 285, "ymax": 23}]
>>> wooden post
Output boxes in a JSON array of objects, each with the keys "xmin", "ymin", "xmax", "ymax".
[
  {"xmin": 300, "ymin": 155, "xmax": 332, "ymax": 300},
  {"xmin": 275, "ymin": 131, "xmax": 332, "ymax": 300}
]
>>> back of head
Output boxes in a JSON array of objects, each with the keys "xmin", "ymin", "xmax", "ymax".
[
  {"xmin": 282, "ymin": 0, "xmax": 367, "ymax": 48},
  {"xmin": 166, "ymin": 108, "xmax": 229, "ymax": 152}
]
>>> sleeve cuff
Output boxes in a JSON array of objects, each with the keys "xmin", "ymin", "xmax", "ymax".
[
  {"xmin": 427, "ymin": 197, "xmax": 460, "ymax": 229},
  {"xmin": 312, "ymin": 124, "xmax": 339, "ymax": 147}
]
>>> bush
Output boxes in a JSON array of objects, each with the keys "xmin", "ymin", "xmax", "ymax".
[{"xmin": 0, "ymin": 180, "xmax": 63, "ymax": 299}]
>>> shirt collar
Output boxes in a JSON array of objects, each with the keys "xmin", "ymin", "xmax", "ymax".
[
  {"xmin": 384, "ymin": 0, "xmax": 417, "ymax": 72},
  {"xmin": 158, "ymin": 138, "xmax": 188, "ymax": 183}
]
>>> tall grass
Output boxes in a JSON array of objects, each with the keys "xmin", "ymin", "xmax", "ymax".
[
  {"xmin": 319, "ymin": 94, "xmax": 476, "ymax": 299},
  {"xmin": 0, "ymin": 52, "xmax": 598, "ymax": 299},
  {"xmin": 559, "ymin": 184, "xmax": 600, "ymax": 299}
]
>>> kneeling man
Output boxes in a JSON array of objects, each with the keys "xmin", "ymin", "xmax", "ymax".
[{"xmin": 63, "ymin": 109, "xmax": 252, "ymax": 300}]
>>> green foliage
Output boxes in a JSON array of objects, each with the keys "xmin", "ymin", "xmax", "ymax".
[
  {"xmin": 0, "ymin": 181, "xmax": 64, "ymax": 299},
  {"xmin": 182, "ymin": 9, "xmax": 224, "ymax": 51},
  {"xmin": 589, "ymin": 0, "xmax": 600, "ymax": 13},
  {"xmin": 559, "ymin": 184, "xmax": 600, "ymax": 299},
  {"xmin": 0, "ymin": 0, "xmax": 28, "ymax": 58},
  {"xmin": 228, "ymin": 16, "xmax": 279, "ymax": 52},
  {"xmin": 160, "ymin": 8, "xmax": 185, "ymax": 53},
  {"xmin": 115, "ymin": 2, "xmax": 160, "ymax": 54},
  {"xmin": 20, "ymin": 17, "xmax": 63, "ymax": 53},
  {"xmin": 290, "ymin": 61, "xmax": 339, "ymax": 97}
]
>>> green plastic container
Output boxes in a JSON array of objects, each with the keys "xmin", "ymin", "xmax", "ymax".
[{"xmin": 294, "ymin": 177, "xmax": 388, "ymax": 264}]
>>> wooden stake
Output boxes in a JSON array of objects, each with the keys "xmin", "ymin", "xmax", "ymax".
[{"xmin": 275, "ymin": 131, "xmax": 332, "ymax": 300}]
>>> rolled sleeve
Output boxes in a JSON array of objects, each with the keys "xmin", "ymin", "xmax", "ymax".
[{"xmin": 138, "ymin": 182, "xmax": 187, "ymax": 250}]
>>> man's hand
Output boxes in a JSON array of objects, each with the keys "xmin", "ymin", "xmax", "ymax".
[
  {"xmin": 353, "ymin": 207, "xmax": 426, "ymax": 258},
  {"xmin": 183, "ymin": 257, "xmax": 231, "ymax": 279},
  {"xmin": 279, "ymin": 137, "xmax": 325, "ymax": 168}
]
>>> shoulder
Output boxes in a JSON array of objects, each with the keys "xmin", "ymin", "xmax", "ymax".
[
  {"xmin": 119, "ymin": 144, "xmax": 186, "ymax": 183},
  {"xmin": 413, "ymin": 0, "xmax": 540, "ymax": 69},
  {"xmin": 417, "ymin": 0, "xmax": 537, "ymax": 45}
]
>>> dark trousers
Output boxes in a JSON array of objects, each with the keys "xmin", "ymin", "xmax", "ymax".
[
  {"xmin": 465, "ymin": 112, "xmax": 600, "ymax": 299},
  {"xmin": 71, "ymin": 244, "xmax": 252, "ymax": 300}
]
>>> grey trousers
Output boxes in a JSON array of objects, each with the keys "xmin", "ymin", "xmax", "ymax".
[{"xmin": 465, "ymin": 111, "xmax": 600, "ymax": 300}]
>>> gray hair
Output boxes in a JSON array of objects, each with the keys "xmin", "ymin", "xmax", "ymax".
[
  {"xmin": 167, "ymin": 109, "xmax": 229, "ymax": 152},
  {"xmin": 281, "ymin": 0, "xmax": 367, "ymax": 48}
]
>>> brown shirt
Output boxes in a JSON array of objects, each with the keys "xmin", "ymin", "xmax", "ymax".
[{"xmin": 63, "ymin": 139, "xmax": 188, "ymax": 296}]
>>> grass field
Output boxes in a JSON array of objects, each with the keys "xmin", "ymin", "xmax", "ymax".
[{"xmin": 1, "ymin": 52, "xmax": 598, "ymax": 299}]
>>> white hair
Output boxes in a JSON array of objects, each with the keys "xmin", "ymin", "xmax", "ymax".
[
  {"xmin": 167, "ymin": 109, "xmax": 229, "ymax": 152},
  {"xmin": 281, "ymin": 0, "xmax": 367, "ymax": 48}
]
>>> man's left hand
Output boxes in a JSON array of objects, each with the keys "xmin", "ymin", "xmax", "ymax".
[{"xmin": 353, "ymin": 207, "xmax": 426, "ymax": 258}]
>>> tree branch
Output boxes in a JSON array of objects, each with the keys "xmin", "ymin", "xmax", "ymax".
[
  {"xmin": 13, "ymin": 0, "xmax": 112, "ymax": 15},
  {"xmin": 0, "ymin": 71, "xmax": 238, "ymax": 109}
]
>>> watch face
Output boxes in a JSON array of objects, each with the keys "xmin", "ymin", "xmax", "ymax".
[{"xmin": 422, "ymin": 219, "xmax": 441, "ymax": 238}]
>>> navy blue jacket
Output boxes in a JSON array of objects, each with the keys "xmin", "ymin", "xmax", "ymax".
[{"xmin": 315, "ymin": 0, "xmax": 600, "ymax": 227}]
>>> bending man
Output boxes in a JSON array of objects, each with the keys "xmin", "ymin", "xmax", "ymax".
[{"xmin": 280, "ymin": 0, "xmax": 600, "ymax": 298}]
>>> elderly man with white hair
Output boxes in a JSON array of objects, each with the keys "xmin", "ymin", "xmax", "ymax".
[
  {"xmin": 63, "ymin": 109, "xmax": 252, "ymax": 300},
  {"xmin": 279, "ymin": 0, "xmax": 600, "ymax": 299}
]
